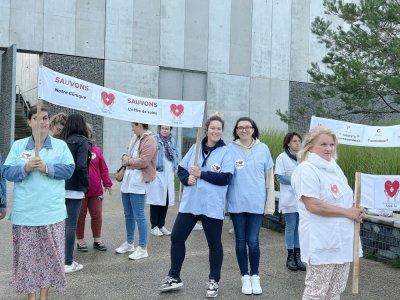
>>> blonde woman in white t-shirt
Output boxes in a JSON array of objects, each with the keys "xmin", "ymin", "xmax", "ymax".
[
  {"xmin": 275, "ymin": 132, "xmax": 306, "ymax": 272},
  {"xmin": 291, "ymin": 126, "xmax": 365, "ymax": 300}
]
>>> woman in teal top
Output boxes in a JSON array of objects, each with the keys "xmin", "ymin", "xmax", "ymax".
[{"xmin": 4, "ymin": 104, "xmax": 74, "ymax": 300}]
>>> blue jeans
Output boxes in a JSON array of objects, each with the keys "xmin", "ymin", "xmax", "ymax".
[
  {"xmin": 121, "ymin": 192, "xmax": 148, "ymax": 247},
  {"xmin": 284, "ymin": 212, "xmax": 300, "ymax": 249},
  {"xmin": 169, "ymin": 213, "xmax": 223, "ymax": 281},
  {"xmin": 230, "ymin": 213, "xmax": 264, "ymax": 276},
  {"xmin": 65, "ymin": 198, "xmax": 83, "ymax": 265}
]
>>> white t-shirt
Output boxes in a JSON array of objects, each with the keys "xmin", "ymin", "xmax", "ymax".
[
  {"xmin": 291, "ymin": 154, "xmax": 362, "ymax": 265},
  {"xmin": 121, "ymin": 138, "xmax": 146, "ymax": 194},
  {"xmin": 275, "ymin": 152, "xmax": 298, "ymax": 213}
]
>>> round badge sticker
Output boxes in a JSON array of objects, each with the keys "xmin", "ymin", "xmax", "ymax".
[
  {"xmin": 91, "ymin": 152, "xmax": 97, "ymax": 160},
  {"xmin": 20, "ymin": 151, "xmax": 33, "ymax": 161},
  {"xmin": 235, "ymin": 159, "xmax": 245, "ymax": 169},
  {"xmin": 211, "ymin": 163, "xmax": 221, "ymax": 172}
]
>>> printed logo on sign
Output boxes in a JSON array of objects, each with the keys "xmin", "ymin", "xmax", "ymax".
[
  {"xmin": 211, "ymin": 163, "xmax": 221, "ymax": 173},
  {"xmin": 235, "ymin": 159, "xmax": 245, "ymax": 169},
  {"xmin": 170, "ymin": 104, "xmax": 184, "ymax": 118},
  {"xmin": 384, "ymin": 180, "xmax": 399, "ymax": 201},
  {"xmin": 101, "ymin": 91, "xmax": 115, "ymax": 108},
  {"xmin": 20, "ymin": 151, "xmax": 33, "ymax": 161}
]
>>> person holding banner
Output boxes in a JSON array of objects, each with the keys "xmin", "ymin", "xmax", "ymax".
[
  {"xmin": 146, "ymin": 125, "xmax": 178, "ymax": 237},
  {"xmin": 49, "ymin": 112, "xmax": 67, "ymax": 138},
  {"xmin": 159, "ymin": 114, "xmax": 234, "ymax": 298},
  {"xmin": 0, "ymin": 153, "xmax": 6, "ymax": 221},
  {"xmin": 60, "ymin": 114, "xmax": 91, "ymax": 273},
  {"xmin": 275, "ymin": 132, "xmax": 307, "ymax": 272},
  {"xmin": 226, "ymin": 117, "xmax": 274, "ymax": 295},
  {"xmin": 76, "ymin": 123, "xmax": 112, "ymax": 252},
  {"xmin": 3, "ymin": 104, "xmax": 75, "ymax": 300},
  {"xmin": 115, "ymin": 123, "xmax": 157, "ymax": 260},
  {"xmin": 291, "ymin": 126, "xmax": 365, "ymax": 300}
]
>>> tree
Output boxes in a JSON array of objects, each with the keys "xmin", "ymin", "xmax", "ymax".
[{"xmin": 278, "ymin": 0, "xmax": 400, "ymax": 124}]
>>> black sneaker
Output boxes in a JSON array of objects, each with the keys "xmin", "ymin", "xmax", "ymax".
[
  {"xmin": 159, "ymin": 276, "xmax": 183, "ymax": 292},
  {"xmin": 93, "ymin": 241, "xmax": 107, "ymax": 251},
  {"xmin": 77, "ymin": 242, "xmax": 88, "ymax": 252}
]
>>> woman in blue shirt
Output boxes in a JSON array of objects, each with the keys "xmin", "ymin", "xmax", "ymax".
[
  {"xmin": 4, "ymin": 104, "xmax": 74, "ymax": 300},
  {"xmin": 227, "ymin": 117, "xmax": 274, "ymax": 295},
  {"xmin": 159, "ymin": 114, "xmax": 234, "ymax": 298}
]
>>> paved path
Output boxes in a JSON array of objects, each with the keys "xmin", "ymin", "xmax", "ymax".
[{"xmin": 0, "ymin": 180, "xmax": 398, "ymax": 299}]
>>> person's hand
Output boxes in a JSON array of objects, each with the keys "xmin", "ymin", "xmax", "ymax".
[
  {"xmin": 190, "ymin": 166, "xmax": 201, "ymax": 178},
  {"xmin": 348, "ymin": 207, "xmax": 365, "ymax": 223},
  {"xmin": 121, "ymin": 154, "xmax": 130, "ymax": 167},
  {"xmin": 104, "ymin": 187, "xmax": 112, "ymax": 195},
  {"xmin": 188, "ymin": 175, "xmax": 197, "ymax": 186},
  {"xmin": 25, "ymin": 157, "xmax": 43, "ymax": 173},
  {"xmin": 0, "ymin": 208, "xmax": 7, "ymax": 220}
]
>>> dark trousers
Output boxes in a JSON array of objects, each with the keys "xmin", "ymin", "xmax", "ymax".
[
  {"xmin": 150, "ymin": 195, "xmax": 169, "ymax": 229},
  {"xmin": 65, "ymin": 198, "xmax": 83, "ymax": 265},
  {"xmin": 168, "ymin": 213, "xmax": 223, "ymax": 282}
]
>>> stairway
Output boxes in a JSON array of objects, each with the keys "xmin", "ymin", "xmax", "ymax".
[{"xmin": 14, "ymin": 94, "xmax": 31, "ymax": 140}]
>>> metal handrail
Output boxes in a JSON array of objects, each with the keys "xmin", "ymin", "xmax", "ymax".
[{"xmin": 15, "ymin": 85, "xmax": 31, "ymax": 118}]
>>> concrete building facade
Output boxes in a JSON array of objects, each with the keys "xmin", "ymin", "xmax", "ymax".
[{"xmin": 0, "ymin": 0, "xmax": 342, "ymax": 171}]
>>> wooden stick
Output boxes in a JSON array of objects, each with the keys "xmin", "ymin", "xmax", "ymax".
[
  {"xmin": 35, "ymin": 99, "xmax": 42, "ymax": 157},
  {"xmin": 352, "ymin": 172, "xmax": 361, "ymax": 294},
  {"xmin": 193, "ymin": 127, "xmax": 202, "ymax": 167},
  {"xmin": 178, "ymin": 182, "xmax": 182, "ymax": 203}
]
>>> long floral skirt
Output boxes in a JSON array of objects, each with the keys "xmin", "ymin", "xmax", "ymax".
[{"xmin": 10, "ymin": 221, "xmax": 66, "ymax": 293}]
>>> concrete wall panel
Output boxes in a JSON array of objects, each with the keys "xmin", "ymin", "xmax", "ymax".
[
  {"xmin": 10, "ymin": 0, "xmax": 44, "ymax": 51},
  {"xmin": 207, "ymin": 73, "xmax": 250, "ymax": 141},
  {"xmin": 184, "ymin": 0, "xmax": 209, "ymax": 71},
  {"xmin": 309, "ymin": 1, "xmax": 326, "ymax": 78},
  {"xmin": 43, "ymin": 1, "xmax": 76, "ymax": 55},
  {"xmin": 75, "ymin": 0, "xmax": 105, "ymax": 59},
  {"xmin": 290, "ymin": 0, "xmax": 310, "ymax": 82},
  {"xmin": 132, "ymin": 0, "xmax": 160, "ymax": 65},
  {"xmin": 251, "ymin": 0, "xmax": 272, "ymax": 78},
  {"xmin": 105, "ymin": 0, "xmax": 133, "ymax": 62},
  {"xmin": 103, "ymin": 60, "xmax": 159, "ymax": 171},
  {"xmin": 250, "ymin": 77, "xmax": 288, "ymax": 131},
  {"xmin": 160, "ymin": 0, "xmax": 185, "ymax": 68},
  {"xmin": 0, "ymin": 0, "xmax": 10, "ymax": 46},
  {"xmin": 208, "ymin": 0, "xmax": 230, "ymax": 74},
  {"xmin": 229, "ymin": 0, "xmax": 252, "ymax": 76},
  {"xmin": 271, "ymin": 0, "xmax": 291, "ymax": 81}
]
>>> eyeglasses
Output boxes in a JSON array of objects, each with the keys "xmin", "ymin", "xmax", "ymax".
[{"xmin": 236, "ymin": 126, "xmax": 253, "ymax": 131}]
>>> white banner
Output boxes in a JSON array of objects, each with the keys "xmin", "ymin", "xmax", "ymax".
[
  {"xmin": 361, "ymin": 174, "xmax": 400, "ymax": 210},
  {"xmin": 310, "ymin": 116, "xmax": 400, "ymax": 147},
  {"xmin": 38, "ymin": 66, "xmax": 205, "ymax": 127}
]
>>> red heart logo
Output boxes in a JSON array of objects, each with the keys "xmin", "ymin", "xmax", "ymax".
[
  {"xmin": 170, "ymin": 104, "xmax": 184, "ymax": 117},
  {"xmin": 23, "ymin": 153, "xmax": 32, "ymax": 159},
  {"xmin": 215, "ymin": 166, "xmax": 220, "ymax": 171},
  {"xmin": 384, "ymin": 180, "xmax": 399, "ymax": 198},
  {"xmin": 101, "ymin": 91, "xmax": 115, "ymax": 106}
]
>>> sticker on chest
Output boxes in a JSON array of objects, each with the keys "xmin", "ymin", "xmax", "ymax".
[
  {"xmin": 235, "ymin": 159, "xmax": 245, "ymax": 169},
  {"xmin": 20, "ymin": 151, "xmax": 33, "ymax": 161},
  {"xmin": 211, "ymin": 163, "xmax": 221, "ymax": 172}
]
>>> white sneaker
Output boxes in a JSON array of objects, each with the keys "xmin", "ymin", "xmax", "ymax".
[
  {"xmin": 241, "ymin": 275, "xmax": 252, "ymax": 295},
  {"xmin": 128, "ymin": 246, "xmax": 148, "ymax": 260},
  {"xmin": 64, "ymin": 261, "xmax": 83, "ymax": 273},
  {"xmin": 151, "ymin": 227, "xmax": 163, "ymax": 236},
  {"xmin": 193, "ymin": 223, "xmax": 203, "ymax": 230},
  {"xmin": 115, "ymin": 241, "xmax": 135, "ymax": 254},
  {"xmin": 160, "ymin": 226, "xmax": 171, "ymax": 236},
  {"xmin": 251, "ymin": 274, "xmax": 262, "ymax": 295}
]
